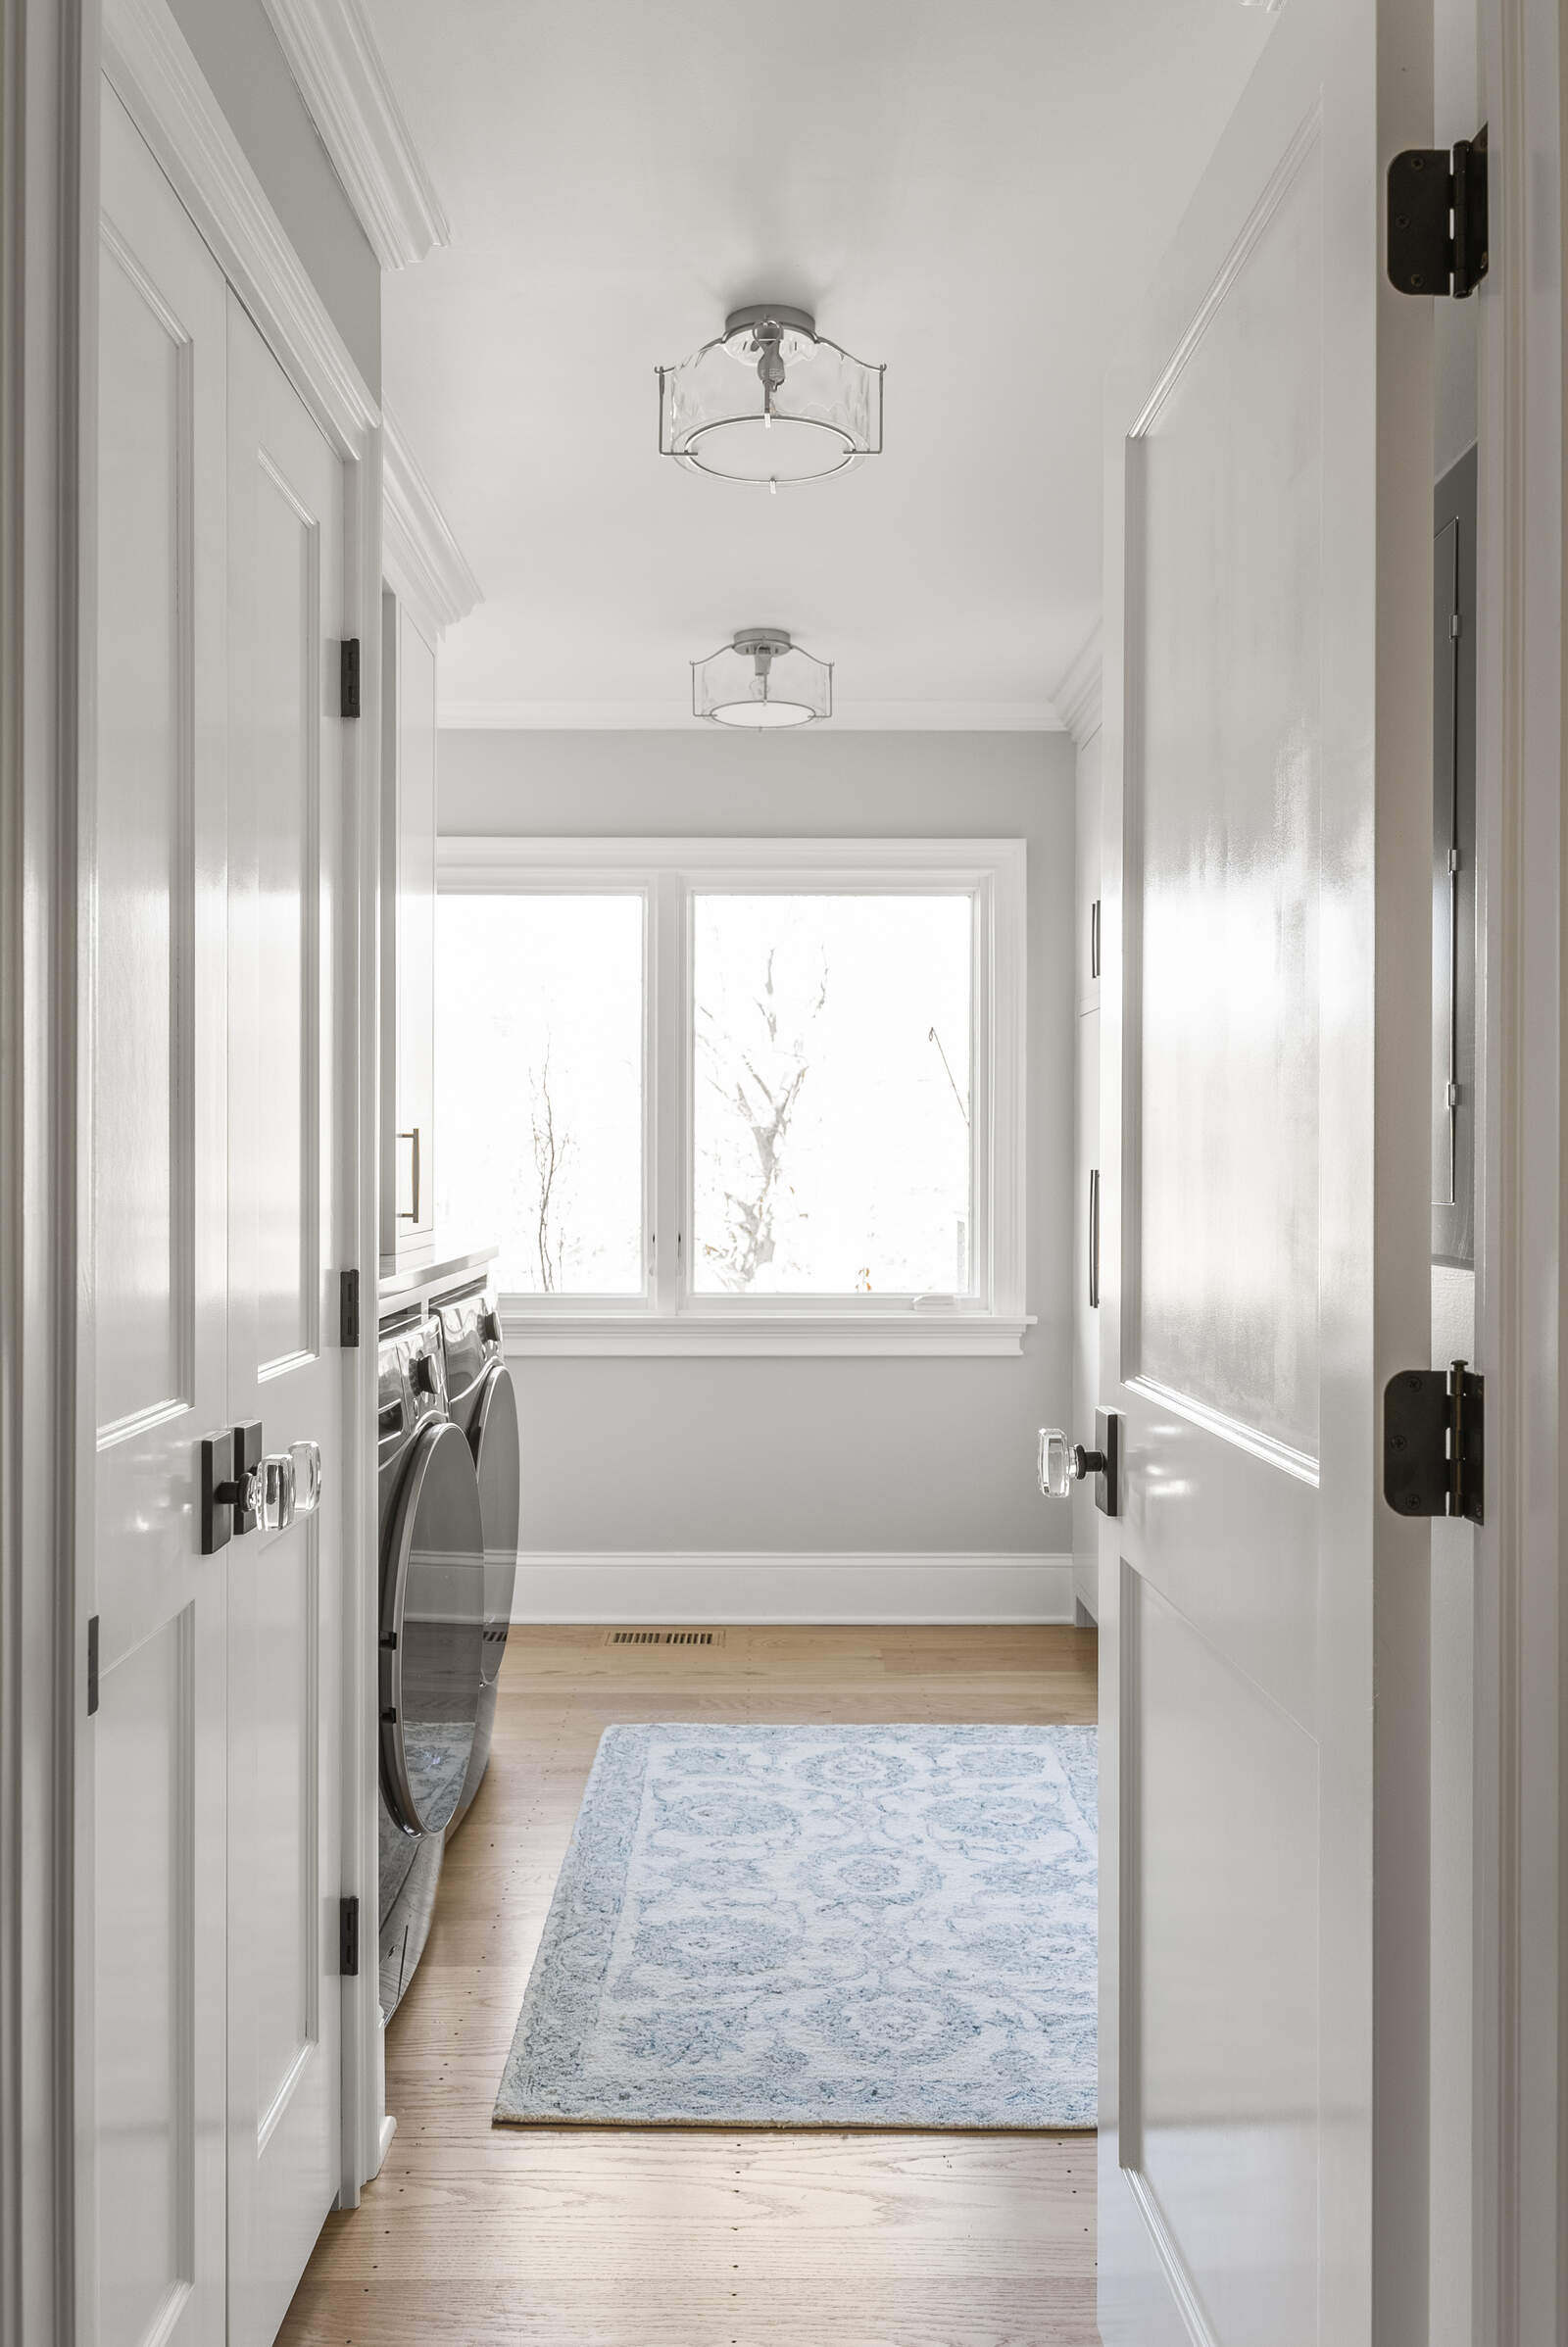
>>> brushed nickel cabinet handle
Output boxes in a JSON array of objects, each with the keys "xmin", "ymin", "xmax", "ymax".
[{"xmin": 398, "ymin": 1126, "xmax": 421, "ymax": 1223}]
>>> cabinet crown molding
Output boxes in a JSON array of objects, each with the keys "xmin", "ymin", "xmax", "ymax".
[
  {"xmin": 383, "ymin": 408, "xmax": 482, "ymax": 635},
  {"xmin": 260, "ymin": 0, "xmax": 449, "ymax": 269}
]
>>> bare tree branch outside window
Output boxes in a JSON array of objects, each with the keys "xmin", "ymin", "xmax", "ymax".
[
  {"xmin": 698, "ymin": 944, "xmax": 828, "ymax": 1290},
  {"xmin": 529, "ymin": 1041, "xmax": 571, "ymax": 1292}
]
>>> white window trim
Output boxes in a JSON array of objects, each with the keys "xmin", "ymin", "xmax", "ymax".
[{"xmin": 436, "ymin": 836, "xmax": 1032, "ymax": 1355}]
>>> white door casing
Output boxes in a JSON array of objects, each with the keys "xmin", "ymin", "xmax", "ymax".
[
  {"xmin": 90, "ymin": 84, "xmax": 228, "ymax": 2347},
  {"xmin": 224, "ymin": 289, "xmax": 347, "ymax": 2347},
  {"xmin": 1097, "ymin": 0, "xmax": 1433, "ymax": 2341}
]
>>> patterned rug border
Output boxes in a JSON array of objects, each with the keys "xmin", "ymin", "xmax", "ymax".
[{"xmin": 494, "ymin": 1722, "xmax": 1098, "ymax": 2134}]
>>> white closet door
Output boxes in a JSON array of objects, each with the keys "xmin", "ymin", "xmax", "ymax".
[
  {"xmin": 1096, "ymin": 0, "xmax": 1434, "ymax": 2339},
  {"xmin": 224, "ymin": 291, "xmax": 347, "ymax": 2347},
  {"xmin": 90, "ymin": 85, "xmax": 229, "ymax": 2347}
]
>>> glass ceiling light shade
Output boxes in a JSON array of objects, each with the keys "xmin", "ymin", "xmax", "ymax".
[
  {"xmin": 692, "ymin": 629, "xmax": 833, "ymax": 729},
  {"xmin": 658, "ymin": 305, "xmax": 884, "ymax": 489}
]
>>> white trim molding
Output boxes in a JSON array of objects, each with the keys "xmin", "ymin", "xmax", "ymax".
[
  {"xmin": 440, "ymin": 834, "xmax": 1030, "ymax": 1354},
  {"xmin": 383, "ymin": 405, "xmax": 481, "ymax": 634},
  {"xmin": 4, "ymin": 4, "xmax": 94, "ymax": 2338},
  {"xmin": 101, "ymin": 0, "xmax": 379, "ymax": 454},
  {"xmin": 437, "ymin": 698, "xmax": 1063, "ymax": 732},
  {"xmin": 501, "ymin": 1312, "xmax": 1033, "ymax": 1358},
  {"xmin": 512, "ymin": 1552, "xmax": 1076, "ymax": 1627},
  {"xmin": 1473, "ymin": 0, "xmax": 1566, "ymax": 2334},
  {"xmin": 1051, "ymin": 620, "xmax": 1102, "ymax": 747},
  {"xmin": 259, "ymin": 0, "xmax": 449, "ymax": 269}
]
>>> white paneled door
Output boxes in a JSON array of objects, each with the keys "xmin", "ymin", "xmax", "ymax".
[
  {"xmin": 224, "ymin": 295, "xmax": 346, "ymax": 2347},
  {"xmin": 1097, "ymin": 1, "xmax": 1432, "ymax": 2343},
  {"xmin": 92, "ymin": 91, "xmax": 348, "ymax": 2347},
  {"xmin": 92, "ymin": 86, "xmax": 228, "ymax": 2347}
]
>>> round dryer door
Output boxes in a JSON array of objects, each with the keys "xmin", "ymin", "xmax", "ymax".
[
  {"xmin": 380, "ymin": 1419, "xmax": 485, "ymax": 1836},
  {"xmin": 471, "ymin": 1362, "xmax": 519, "ymax": 1687}
]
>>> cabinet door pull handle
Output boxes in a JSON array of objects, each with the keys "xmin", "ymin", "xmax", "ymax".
[{"xmin": 397, "ymin": 1126, "xmax": 421, "ymax": 1223}]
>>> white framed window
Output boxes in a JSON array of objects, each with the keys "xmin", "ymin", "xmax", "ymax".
[{"xmin": 435, "ymin": 838, "xmax": 1029, "ymax": 1355}]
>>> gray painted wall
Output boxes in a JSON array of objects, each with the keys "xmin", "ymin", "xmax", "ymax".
[
  {"xmin": 440, "ymin": 728, "xmax": 1076, "ymax": 1556},
  {"xmin": 166, "ymin": 0, "xmax": 380, "ymax": 394}
]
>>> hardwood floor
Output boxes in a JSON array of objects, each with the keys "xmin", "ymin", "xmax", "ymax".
[{"xmin": 279, "ymin": 1624, "xmax": 1102, "ymax": 2347}]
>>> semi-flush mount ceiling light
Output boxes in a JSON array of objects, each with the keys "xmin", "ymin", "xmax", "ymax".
[
  {"xmin": 692, "ymin": 629, "xmax": 833, "ymax": 728},
  {"xmin": 659, "ymin": 305, "xmax": 884, "ymax": 489}
]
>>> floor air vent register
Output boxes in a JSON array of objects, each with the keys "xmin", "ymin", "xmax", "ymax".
[{"xmin": 603, "ymin": 1629, "xmax": 726, "ymax": 1648}]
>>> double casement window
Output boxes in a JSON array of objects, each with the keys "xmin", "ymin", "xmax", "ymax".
[{"xmin": 434, "ymin": 838, "xmax": 1028, "ymax": 1353}]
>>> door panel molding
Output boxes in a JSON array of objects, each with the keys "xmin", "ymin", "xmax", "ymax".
[{"xmin": 101, "ymin": 0, "xmax": 376, "ymax": 457}]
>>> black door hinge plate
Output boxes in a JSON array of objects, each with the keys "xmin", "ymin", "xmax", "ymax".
[
  {"xmin": 87, "ymin": 1614, "xmax": 100, "ymax": 1717},
  {"xmin": 340, "ymin": 1895, "xmax": 360, "ymax": 1977},
  {"xmin": 1388, "ymin": 126, "xmax": 1488, "ymax": 298},
  {"xmin": 339, "ymin": 1267, "xmax": 361, "ymax": 1348},
  {"xmin": 1384, "ymin": 1358, "xmax": 1484, "ymax": 1523},
  {"xmin": 199, "ymin": 1420, "xmax": 263, "ymax": 1554},
  {"xmin": 1091, "ymin": 1406, "xmax": 1119, "ymax": 1519},
  {"xmin": 340, "ymin": 637, "xmax": 361, "ymax": 719}
]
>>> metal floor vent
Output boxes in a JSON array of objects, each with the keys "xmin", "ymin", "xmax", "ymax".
[{"xmin": 604, "ymin": 1628, "xmax": 726, "ymax": 1649}]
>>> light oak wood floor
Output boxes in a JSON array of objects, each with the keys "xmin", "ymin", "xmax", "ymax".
[{"xmin": 279, "ymin": 1624, "xmax": 1102, "ymax": 2347}]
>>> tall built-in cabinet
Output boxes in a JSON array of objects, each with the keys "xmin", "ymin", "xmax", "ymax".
[
  {"xmin": 380, "ymin": 420, "xmax": 482, "ymax": 1265},
  {"xmin": 381, "ymin": 589, "xmax": 438, "ymax": 1250}
]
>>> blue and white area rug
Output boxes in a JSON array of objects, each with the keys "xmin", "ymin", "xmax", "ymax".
[{"xmin": 494, "ymin": 1722, "xmax": 1098, "ymax": 2129}]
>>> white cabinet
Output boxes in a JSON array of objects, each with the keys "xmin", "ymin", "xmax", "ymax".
[
  {"xmin": 379, "ymin": 418, "xmax": 482, "ymax": 1265},
  {"xmin": 381, "ymin": 588, "xmax": 438, "ymax": 1251}
]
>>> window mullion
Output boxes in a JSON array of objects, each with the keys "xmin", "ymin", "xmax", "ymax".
[{"xmin": 651, "ymin": 870, "xmax": 685, "ymax": 1316}]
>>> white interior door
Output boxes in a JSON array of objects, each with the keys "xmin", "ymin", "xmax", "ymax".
[
  {"xmin": 90, "ymin": 85, "xmax": 229, "ymax": 2347},
  {"xmin": 1097, "ymin": 1, "xmax": 1434, "ymax": 2341},
  {"xmin": 224, "ymin": 291, "xmax": 347, "ymax": 2347}
]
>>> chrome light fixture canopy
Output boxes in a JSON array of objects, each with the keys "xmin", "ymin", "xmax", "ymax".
[
  {"xmin": 692, "ymin": 628, "xmax": 832, "ymax": 728},
  {"xmin": 659, "ymin": 304, "xmax": 884, "ymax": 488}
]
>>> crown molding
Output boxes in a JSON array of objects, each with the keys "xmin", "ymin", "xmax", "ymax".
[
  {"xmin": 104, "ymin": 0, "xmax": 378, "ymax": 453},
  {"xmin": 259, "ymin": 0, "xmax": 449, "ymax": 269},
  {"xmin": 437, "ymin": 699, "xmax": 1063, "ymax": 732},
  {"xmin": 382, "ymin": 409, "xmax": 481, "ymax": 635},
  {"xmin": 1051, "ymin": 621, "xmax": 1102, "ymax": 747}
]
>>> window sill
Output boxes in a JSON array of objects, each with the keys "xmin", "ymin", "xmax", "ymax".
[{"xmin": 497, "ymin": 1311, "xmax": 1034, "ymax": 1358}]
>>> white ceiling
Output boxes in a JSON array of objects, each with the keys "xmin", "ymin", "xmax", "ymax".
[{"xmin": 368, "ymin": 0, "xmax": 1274, "ymax": 729}]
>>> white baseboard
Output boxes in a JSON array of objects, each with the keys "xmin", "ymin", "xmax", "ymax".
[{"xmin": 511, "ymin": 1551, "xmax": 1076, "ymax": 1627}]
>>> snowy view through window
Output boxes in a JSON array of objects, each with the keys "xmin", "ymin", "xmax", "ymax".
[
  {"xmin": 692, "ymin": 896, "xmax": 972, "ymax": 1295},
  {"xmin": 435, "ymin": 887, "xmax": 974, "ymax": 1300},
  {"xmin": 436, "ymin": 893, "xmax": 645, "ymax": 1294}
]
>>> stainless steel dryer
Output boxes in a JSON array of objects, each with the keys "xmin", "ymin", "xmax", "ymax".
[
  {"xmin": 376, "ymin": 1308, "xmax": 485, "ymax": 2019},
  {"xmin": 432, "ymin": 1280, "xmax": 519, "ymax": 1834}
]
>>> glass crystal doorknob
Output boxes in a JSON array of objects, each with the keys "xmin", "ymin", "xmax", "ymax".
[
  {"xmin": 259, "ymin": 1440, "xmax": 323, "ymax": 1532},
  {"xmin": 1038, "ymin": 1428, "xmax": 1105, "ymax": 1499},
  {"xmin": 291, "ymin": 1440, "xmax": 323, "ymax": 1516},
  {"xmin": 1038, "ymin": 1428, "xmax": 1072, "ymax": 1498}
]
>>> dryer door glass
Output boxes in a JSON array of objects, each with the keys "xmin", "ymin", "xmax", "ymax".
[
  {"xmin": 471, "ymin": 1363, "xmax": 520, "ymax": 1686},
  {"xmin": 383, "ymin": 1420, "xmax": 485, "ymax": 1834}
]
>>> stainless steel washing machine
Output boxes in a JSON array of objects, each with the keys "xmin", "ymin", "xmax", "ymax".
[
  {"xmin": 376, "ymin": 1306, "xmax": 485, "ymax": 2019},
  {"xmin": 432, "ymin": 1280, "xmax": 519, "ymax": 1835}
]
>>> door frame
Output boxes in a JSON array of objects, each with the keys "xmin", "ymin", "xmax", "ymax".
[
  {"xmin": 1471, "ymin": 0, "xmax": 1564, "ymax": 2335},
  {"xmin": 1, "ymin": 2, "xmax": 93, "ymax": 2342}
]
